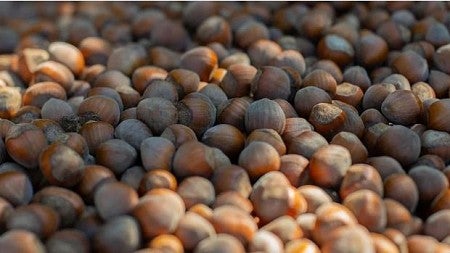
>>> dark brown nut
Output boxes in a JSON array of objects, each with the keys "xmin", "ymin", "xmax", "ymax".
[
  {"xmin": 199, "ymin": 83, "xmax": 227, "ymax": 108},
  {"xmin": 317, "ymin": 35, "xmax": 354, "ymax": 67},
  {"xmin": 363, "ymin": 8, "xmax": 389, "ymax": 30},
  {"xmin": 433, "ymin": 189, "xmax": 450, "ymax": 217},
  {"xmin": 160, "ymin": 124, "xmax": 197, "ymax": 148},
  {"xmin": 77, "ymin": 165, "xmax": 115, "ymax": 204},
  {"xmin": 334, "ymin": 82, "xmax": 363, "ymax": 107},
  {"xmin": 366, "ymin": 156, "xmax": 405, "ymax": 181},
  {"xmin": 210, "ymin": 205, "xmax": 257, "ymax": 245},
  {"xmin": 297, "ymin": 10, "xmax": 332, "ymax": 40},
  {"xmin": 246, "ymin": 129, "xmax": 286, "ymax": 156},
  {"xmin": 87, "ymin": 87, "xmax": 124, "ymax": 111},
  {"xmin": 202, "ymin": 124, "xmax": 245, "ymax": 161},
  {"xmin": 382, "ymin": 73, "xmax": 411, "ymax": 91},
  {"xmin": 355, "ymin": 32, "xmax": 389, "ymax": 68},
  {"xmin": 288, "ymin": 130, "xmax": 328, "ymax": 159},
  {"xmin": 343, "ymin": 66, "xmax": 371, "ymax": 92},
  {"xmin": 273, "ymin": 99, "xmax": 298, "ymax": 119},
  {"xmin": 425, "ymin": 22, "xmax": 450, "ymax": 47},
  {"xmin": 343, "ymin": 190, "xmax": 387, "ymax": 232},
  {"xmin": 140, "ymin": 137, "xmax": 175, "ymax": 172},
  {"xmin": 100, "ymin": 23, "xmax": 132, "ymax": 46},
  {"xmin": 340, "ymin": 164, "xmax": 383, "ymax": 200},
  {"xmin": 0, "ymin": 171, "xmax": 33, "ymax": 207},
  {"xmin": 213, "ymin": 191, "xmax": 253, "ymax": 214},
  {"xmin": 136, "ymin": 97, "xmax": 178, "ymax": 136},
  {"xmin": 41, "ymin": 98, "xmax": 74, "ymax": 123},
  {"xmin": 238, "ymin": 141, "xmax": 280, "ymax": 181},
  {"xmin": 131, "ymin": 9, "xmax": 166, "ymax": 39},
  {"xmin": 331, "ymin": 132, "xmax": 368, "ymax": 164},
  {"xmin": 361, "ymin": 108, "xmax": 388, "ymax": 127},
  {"xmin": 139, "ymin": 169, "xmax": 177, "ymax": 194},
  {"xmin": 174, "ymin": 211, "xmax": 216, "ymax": 251},
  {"xmin": 392, "ymin": 51, "xmax": 429, "ymax": 83},
  {"xmin": 180, "ymin": 47, "xmax": 218, "ymax": 82},
  {"xmin": 114, "ymin": 119, "xmax": 152, "ymax": 151},
  {"xmin": 0, "ymin": 87, "xmax": 21, "ymax": 120},
  {"xmin": 427, "ymin": 99, "xmax": 450, "ymax": 132},
  {"xmin": 249, "ymin": 230, "xmax": 284, "ymax": 253},
  {"xmin": 194, "ymin": 233, "xmax": 245, "ymax": 253},
  {"xmin": 298, "ymin": 185, "xmax": 332, "ymax": 213},
  {"xmin": 166, "ymin": 69, "xmax": 200, "ymax": 98},
  {"xmin": 79, "ymin": 121, "xmax": 114, "ymax": 155},
  {"xmin": 107, "ymin": 44, "xmax": 147, "ymax": 76},
  {"xmin": 196, "ymin": 16, "xmax": 232, "ymax": 47},
  {"xmin": 73, "ymin": 206, "xmax": 103, "ymax": 241},
  {"xmin": 377, "ymin": 125, "xmax": 421, "ymax": 166},
  {"xmin": 312, "ymin": 203, "xmax": 358, "ymax": 246},
  {"xmin": 149, "ymin": 234, "xmax": 184, "ymax": 253},
  {"xmin": 6, "ymin": 203, "xmax": 59, "ymax": 239},
  {"xmin": 182, "ymin": 1, "xmax": 218, "ymax": 29},
  {"xmin": 424, "ymin": 210, "xmax": 450, "ymax": 242},
  {"xmin": 251, "ymin": 66, "xmax": 291, "ymax": 100},
  {"xmin": 245, "ymin": 98, "xmax": 286, "ymax": 135},
  {"xmin": 132, "ymin": 189, "xmax": 185, "ymax": 240},
  {"xmin": 310, "ymin": 144, "xmax": 351, "ymax": 188},
  {"xmin": 408, "ymin": 235, "xmax": 445, "ymax": 253},
  {"xmin": 294, "ymin": 86, "xmax": 332, "ymax": 118},
  {"xmin": 177, "ymin": 176, "xmax": 215, "ymax": 209},
  {"xmin": 5, "ymin": 123, "xmax": 48, "ymax": 169},
  {"xmin": 281, "ymin": 118, "xmax": 314, "ymax": 145},
  {"xmin": 132, "ymin": 66, "xmax": 168, "ymax": 95},
  {"xmin": 39, "ymin": 143, "xmax": 84, "ymax": 187},
  {"xmin": 251, "ymin": 176, "xmax": 306, "ymax": 225},
  {"xmin": 421, "ymin": 130, "xmax": 450, "ymax": 163},
  {"xmin": 173, "ymin": 141, "xmax": 230, "ymax": 179},
  {"xmin": 149, "ymin": 46, "xmax": 181, "ymax": 71},
  {"xmin": 247, "ymin": 39, "xmax": 282, "ymax": 68},
  {"xmin": 376, "ymin": 20, "xmax": 411, "ymax": 50},
  {"xmin": 207, "ymin": 42, "xmax": 229, "ymax": 62},
  {"xmin": 211, "ymin": 165, "xmax": 252, "ymax": 198},
  {"xmin": 219, "ymin": 64, "xmax": 257, "ymax": 98},
  {"xmin": 95, "ymin": 139, "xmax": 137, "ymax": 175},
  {"xmin": 0, "ymin": 229, "xmax": 46, "ymax": 253},
  {"xmin": 217, "ymin": 97, "xmax": 252, "ymax": 132},
  {"xmin": 177, "ymin": 92, "xmax": 216, "ymax": 137},
  {"xmin": 409, "ymin": 165, "xmax": 449, "ymax": 203},
  {"xmin": 310, "ymin": 61, "xmax": 343, "ymax": 87},
  {"xmin": 46, "ymin": 229, "xmax": 90, "ymax": 253},
  {"xmin": 414, "ymin": 154, "xmax": 446, "ymax": 171},
  {"xmin": 371, "ymin": 67, "xmax": 394, "ymax": 84},
  {"xmin": 271, "ymin": 50, "xmax": 306, "ymax": 77},
  {"xmin": 22, "ymin": 81, "xmax": 67, "ymax": 109},
  {"xmin": 330, "ymin": 100, "xmax": 364, "ymax": 139},
  {"xmin": 363, "ymin": 122, "xmax": 390, "ymax": 154},
  {"xmin": 302, "ymin": 69, "xmax": 337, "ymax": 97},
  {"xmin": 380, "ymin": 90, "xmax": 423, "ymax": 126},
  {"xmin": 78, "ymin": 95, "xmax": 120, "ymax": 126},
  {"xmin": 384, "ymin": 174, "xmax": 419, "ymax": 213},
  {"xmin": 0, "ymin": 119, "xmax": 14, "ymax": 140},
  {"xmin": 48, "ymin": 41, "xmax": 85, "ymax": 77},
  {"xmin": 411, "ymin": 123, "xmax": 428, "ymax": 137},
  {"xmin": 322, "ymin": 224, "xmax": 375, "ymax": 253},
  {"xmin": 93, "ymin": 215, "xmax": 141, "ymax": 253},
  {"xmin": 428, "ymin": 70, "xmax": 450, "ymax": 98},
  {"xmin": 94, "ymin": 70, "xmax": 131, "ymax": 90},
  {"xmin": 79, "ymin": 37, "xmax": 112, "ymax": 66},
  {"xmin": 309, "ymin": 103, "xmax": 346, "ymax": 139},
  {"xmin": 362, "ymin": 83, "xmax": 396, "ymax": 111},
  {"xmin": 31, "ymin": 119, "xmax": 66, "ymax": 144},
  {"xmin": 235, "ymin": 20, "xmax": 269, "ymax": 49},
  {"xmin": 120, "ymin": 107, "xmax": 137, "ymax": 121},
  {"xmin": 94, "ymin": 181, "xmax": 139, "ymax": 221},
  {"xmin": 17, "ymin": 48, "xmax": 50, "ymax": 84},
  {"xmin": 32, "ymin": 186, "xmax": 84, "ymax": 228}
]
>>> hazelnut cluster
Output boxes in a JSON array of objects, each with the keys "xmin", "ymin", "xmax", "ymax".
[{"xmin": 0, "ymin": 2, "xmax": 450, "ymax": 253}]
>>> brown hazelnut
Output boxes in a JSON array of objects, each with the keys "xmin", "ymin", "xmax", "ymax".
[
  {"xmin": 376, "ymin": 125, "xmax": 421, "ymax": 166},
  {"xmin": 0, "ymin": 229, "xmax": 46, "ymax": 253},
  {"xmin": 281, "ymin": 118, "xmax": 314, "ymax": 145},
  {"xmin": 321, "ymin": 224, "xmax": 375, "ymax": 253},
  {"xmin": 421, "ymin": 130, "xmax": 450, "ymax": 163},
  {"xmin": 196, "ymin": 16, "xmax": 232, "ymax": 47},
  {"xmin": 384, "ymin": 174, "xmax": 419, "ymax": 213},
  {"xmin": 246, "ymin": 128, "xmax": 286, "ymax": 156},
  {"xmin": 174, "ymin": 211, "xmax": 216, "ymax": 251},
  {"xmin": 149, "ymin": 234, "xmax": 184, "ymax": 253},
  {"xmin": 392, "ymin": 51, "xmax": 429, "ymax": 83},
  {"xmin": 310, "ymin": 144, "xmax": 351, "ymax": 188},
  {"xmin": 361, "ymin": 108, "xmax": 388, "ymax": 127},
  {"xmin": 180, "ymin": 47, "xmax": 218, "ymax": 82},
  {"xmin": 343, "ymin": 65, "xmax": 371, "ymax": 92},
  {"xmin": 261, "ymin": 215, "xmax": 303, "ymax": 244},
  {"xmin": 95, "ymin": 139, "xmax": 137, "ymax": 175},
  {"xmin": 298, "ymin": 185, "xmax": 333, "ymax": 213},
  {"xmin": 217, "ymin": 97, "xmax": 252, "ymax": 132},
  {"xmin": 317, "ymin": 35, "xmax": 354, "ymax": 66},
  {"xmin": 139, "ymin": 169, "xmax": 177, "ymax": 194},
  {"xmin": 114, "ymin": 119, "xmax": 152, "ymax": 151},
  {"xmin": 427, "ymin": 99, "xmax": 450, "ymax": 132},
  {"xmin": 23, "ymin": 81, "xmax": 67, "ymax": 108},
  {"xmin": 94, "ymin": 181, "xmax": 139, "ymax": 220},
  {"xmin": 248, "ymin": 39, "xmax": 282, "ymax": 68},
  {"xmin": 331, "ymin": 132, "xmax": 368, "ymax": 164},
  {"xmin": 199, "ymin": 83, "xmax": 228, "ymax": 108},
  {"xmin": 0, "ymin": 87, "xmax": 21, "ymax": 120},
  {"xmin": 362, "ymin": 83, "xmax": 396, "ymax": 111},
  {"xmin": 211, "ymin": 165, "xmax": 252, "ymax": 198},
  {"xmin": 381, "ymin": 90, "xmax": 423, "ymax": 125},
  {"xmin": 48, "ymin": 41, "xmax": 85, "ymax": 77},
  {"xmin": 366, "ymin": 156, "xmax": 405, "ymax": 180},
  {"xmin": 249, "ymin": 230, "xmax": 284, "ymax": 253},
  {"xmin": 302, "ymin": 69, "xmax": 337, "ymax": 97},
  {"xmin": 17, "ymin": 48, "xmax": 50, "ymax": 83},
  {"xmin": 137, "ymin": 97, "xmax": 178, "ymax": 135},
  {"xmin": 194, "ymin": 234, "xmax": 245, "ymax": 253},
  {"xmin": 238, "ymin": 141, "xmax": 280, "ymax": 180},
  {"xmin": 177, "ymin": 92, "xmax": 217, "ymax": 137},
  {"xmin": 140, "ymin": 137, "xmax": 175, "ymax": 172},
  {"xmin": 428, "ymin": 70, "xmax": 450, "ymax": 98},
  {"xmin": 334, "ymin": 82, "xmax": 363, "ymax": 107},
  {"xmin": 202, "ymin": 124, "xmax": 245, "ymax": 161},
  {"xmin": 376, "ymin": 20, "xmax": 411, "ymax": 50},
  {"xmin": 107, "ymin": 44, "xmax": 147, "ymax": 76},
  {"xmin": 340, "ymin": 164, "xmax": 384, "ymax": 200},
  {"xmin": 94, "ymin": 70, "xmax": 130, "ymax": 90},
  {"xmin": 177, "ymin": 176, "xmax": 215, "ymax": 209},
  {"xmin": 0, "ymin": 171, "xmax": 33, "ymax": 207},
  {"xmin": 245, "ymin": 98, "xmax": 286, "ymax": 135},
  {"xmin": 79, "ymin": 121, "xmax": 115, "ymax": 155},
  {"xmin": 235, "ymin": 20, "xmax": 269, "ymax": 49},
  {"xmin": 220, "ymin": 52, "xmax": 251, "ymax": 69},
  {"xmin": 78, "ymin": 95, "xmax": 121, "ymax": 126},
  {"xmin": 355, "ymin": 32, "xmax": 389, "ymax": 68},
  {"xmin": 160, "ymin": 124, "xmax": 198, "ymax": 148},
  {"xmin": 309, "ymin": 103, "xmax": 346, "ymax": 139},
  {"xmin": 79, "ymin": 37, "xmax": 112, "ymax": 66},
  {"xmin": 46, "ymin": 229, "xmax": 90, "ymax": 253},
  {"xmin": 294, "ymin": 86, "xmax": 332, "ymax": 118},
  {"xmin": 251, "ymin": 66, "xmax": 291, "ymax": 100},
  {"xmin": 288, "ymin": 130, "xmax": 328, "ymax": 159},
  {"xmin": 409, "ymin": 165, "xmax": 449, "ymax": 203},
  {"xmin": 211, "ymin": 205, "xmax": 257, "ymax": 245},
  {"xmin": 93, "ymin": 215, "xmax": 141, "ymax": 253},
  {"xmin": 77, "ymin": 165, "xmax": 116, "ymax": 204}
]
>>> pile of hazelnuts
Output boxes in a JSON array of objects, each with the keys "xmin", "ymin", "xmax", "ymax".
[{"xmin": 0, "ymin": 2, "xmax": 450, "ymax": 252}]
